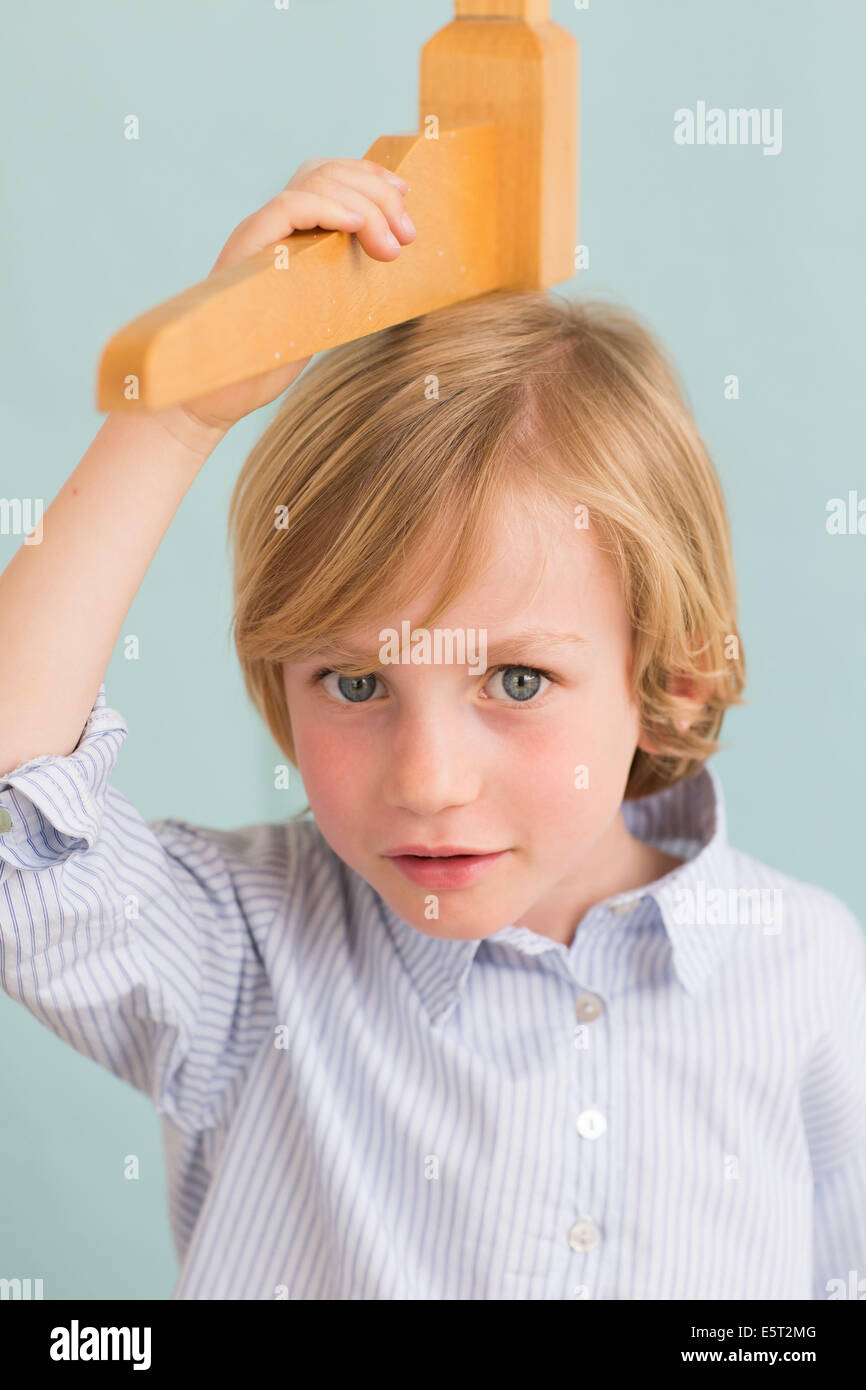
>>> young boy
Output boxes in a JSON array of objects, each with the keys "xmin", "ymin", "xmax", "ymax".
[{"xmin": 0, "ymin": 158, "xmax": 863, "ymax": 1301}]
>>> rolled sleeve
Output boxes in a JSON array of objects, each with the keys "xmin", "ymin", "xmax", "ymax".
[
  {"xmin": 0, "ymin": 681, "xmax": 270, "ymax": 1137},
  {"xmin": 0, "ymin": 682, "xmax": 128, "ymax": 871}
]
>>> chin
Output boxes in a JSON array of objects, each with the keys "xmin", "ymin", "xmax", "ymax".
[{"xmin": 385, "ymin": 887, "xmax": 514, "ymax": 941}]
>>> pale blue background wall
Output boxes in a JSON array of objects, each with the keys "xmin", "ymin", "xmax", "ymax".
[{"xmin": 1, "ymin": 0, "xmax": 863, "ymax": 1299}]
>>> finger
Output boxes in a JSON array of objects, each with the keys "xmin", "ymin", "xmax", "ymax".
[
  {"xmin": 302, "ymin": 171, "xmax": 414, "ymax": 257},
  {"xmin": 304, "ymin": 165, "xmax": 414, "ymax": 242},
  {"xmin": 210, "ymin": 190, "xmax": 366, "ymax": 271},
  {"xmin": 291, "ymin": 155, "xmax": 408, "ymax": 193}
]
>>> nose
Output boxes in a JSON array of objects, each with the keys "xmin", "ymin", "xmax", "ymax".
[{"xmin": 380, "ymin": 709, "xmax": 482, "ymax": 816}]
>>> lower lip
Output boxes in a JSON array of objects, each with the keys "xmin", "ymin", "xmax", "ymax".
[{"xmin": 385, "ymin": 851, "xmax": 510, "ymax": 889}]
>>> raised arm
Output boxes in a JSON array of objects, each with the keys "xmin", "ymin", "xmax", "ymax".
[
  {"xmin": 0, "ymin": 409, "xmax": 224, "ymax": 774},
  {"xmin": 0, "ymin": 157, "xmax": 414, "ymax": 776},
  {"xmin": 0, "ymin": 158, "xmax": 414, "ymax": 1132}
]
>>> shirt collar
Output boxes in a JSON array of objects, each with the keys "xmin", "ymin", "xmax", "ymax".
[{"xmin": 376, "ymin": 761, "xmax": 732, "ymax": 1026}]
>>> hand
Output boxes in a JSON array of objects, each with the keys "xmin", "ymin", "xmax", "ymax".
[{"xmin": 155, "ymin": 157, "xmax": 415, "ymax": 448}]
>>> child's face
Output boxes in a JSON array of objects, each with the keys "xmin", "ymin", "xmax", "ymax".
[{"xmin": 282, "ymin": 497, "xmax": 659, "ymax": 945}]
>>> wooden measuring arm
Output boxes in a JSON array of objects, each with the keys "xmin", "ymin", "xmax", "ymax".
[
  {"xmin": 96, "ymin": 0, "xmax": 576, "ymax": 412},
  {"xmin": 97, "ymin": 125, "xmax": 499, "ymax": 413}
]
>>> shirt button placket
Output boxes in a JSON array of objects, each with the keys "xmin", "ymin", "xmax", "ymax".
[{"xmin": 568, "ymin": 988, "xmax": 606, "ymax": 1289}]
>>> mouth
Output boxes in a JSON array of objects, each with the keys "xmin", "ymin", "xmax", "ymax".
[
  {"xmin": 383, "ymin": 845, "xmax": 504, "ymax": 858},
  {"xmin": 382, "ymin": 847, "xmax": 511, "ymax": 889}
]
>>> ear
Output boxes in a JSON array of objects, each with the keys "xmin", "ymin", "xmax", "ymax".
[{"xmin": 636, "ymin": 670, "xmax": 712, "ymax": 756}]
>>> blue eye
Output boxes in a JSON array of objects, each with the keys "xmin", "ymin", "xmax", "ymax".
[
  {"xmin": 311, "ymin": 664, "xmax": 554, "ymax": 705},
  {"xmin": 314, "ymin": 670, "xmax": 385, "ymax": 703},
  {"xmin": 486, "ymin": 665, "xmax": 552, "ymax": 703}
]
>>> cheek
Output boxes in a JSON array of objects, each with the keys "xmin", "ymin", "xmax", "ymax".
[
  {"xmin": 292, "ymin": 721, "xmax": 362, "ymax": 815},
  {"xmin": 514, "ymin": 686, "xmax": 639, "ymax": 827},
  {"xmin": 587, "ymin": 679, "xmax": 642, "ymax": 767}
]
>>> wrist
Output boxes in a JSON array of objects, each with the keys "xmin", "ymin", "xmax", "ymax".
[{"xmin": 149, "ymin": 404, "xmax": 230, "ymax": 461}]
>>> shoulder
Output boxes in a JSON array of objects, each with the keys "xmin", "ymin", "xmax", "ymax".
[
  {"xmin": 723, "ymin": 844, "xmax": 866, "ymax": 985},
  {"xmin": 144, "ymin": 813, "xmax": 289, "ymax": 875},
  {"xmin": 143, "ymin": 813, "xmax": 353, "ymax": 930},
  {"xmin": 145, "ymin": 812, "xmax": 330, "ymax": 862}
]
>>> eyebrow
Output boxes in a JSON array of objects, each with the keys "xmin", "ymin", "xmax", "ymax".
[
  {"xmin": 482, "ymin": 630, "xmax": 589, "ymax": 662},
  {"xmin": 311, "ymin": 630, "xmax": 589, "ymax": 666}
]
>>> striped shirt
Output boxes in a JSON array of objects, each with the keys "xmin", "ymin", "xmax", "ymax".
[{"xmin": 1, "ymin": 680, "xmax": 864, "ymax": 1300}]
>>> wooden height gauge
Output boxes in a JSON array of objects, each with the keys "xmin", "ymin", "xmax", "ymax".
[{"xmin": 96, "ymin": 0, "xmax": 578, "ymax": 412}]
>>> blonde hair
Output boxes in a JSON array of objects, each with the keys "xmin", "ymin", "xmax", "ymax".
[{"xmin": 227, "ymin": 288, "xmax": 746, "ymax": 803}]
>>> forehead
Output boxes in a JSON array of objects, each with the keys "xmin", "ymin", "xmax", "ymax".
[{"xmin": 316, "ymin": 493, "xmax": 630, "ymax": 660}]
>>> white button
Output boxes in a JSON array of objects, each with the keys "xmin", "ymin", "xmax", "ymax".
[
  {"xmin": 0, "ymin": 808, "xmax": 13, "ymax": 833},
  {"xmin": 576, "ymin": 1108, "xmax": 607, "ymax": 1139},
  {"xmin": 609, "ymin": 898, "xmax": 637, "ymax": 915},
  {"xmin": 574, "ymin": 991, "xmax": 603, "ymax": 1023},
  {"xmin": 568, "ymin": 1217, "xmax": 600, "ymax": 1253}
]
